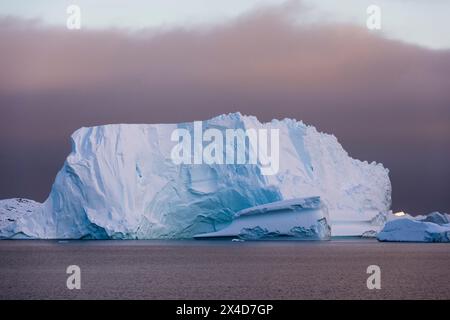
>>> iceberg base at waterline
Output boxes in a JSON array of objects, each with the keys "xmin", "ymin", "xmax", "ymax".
[{"xmin": 194, "ymin": 197, "xmax": 331, "ymax": 240}]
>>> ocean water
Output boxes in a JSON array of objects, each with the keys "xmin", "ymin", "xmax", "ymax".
[{"xmin": 0, "ymin": 239, "xmax": 448, "ymax": 299}]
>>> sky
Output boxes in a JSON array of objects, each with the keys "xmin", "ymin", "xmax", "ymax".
[
  {"xmin": 1, "ymin": 0, "xmax": 450, "ymax": 49},
  {"xmin": 0, "ymin": 0, "xmax": 449, "ymax": 214}
]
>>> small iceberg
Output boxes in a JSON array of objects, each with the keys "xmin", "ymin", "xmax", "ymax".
[
  {"xmin": 377, "ymin": 212, "xmax": 450, "ymax": 242},
  {"xmin": 194, "ymin": 197, "xmax": 331, "ymax": 240}
]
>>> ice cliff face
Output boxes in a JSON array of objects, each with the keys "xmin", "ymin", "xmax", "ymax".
[{"xmin": 0, "ymin": 113, "xmax": 391, "ymax": 239}]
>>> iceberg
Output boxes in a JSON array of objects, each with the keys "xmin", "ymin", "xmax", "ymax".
[
  {"xmin": 377, "ymin": 212, "xmax": 450, "ymax": 242},
  {"xmin": 0, "ymin": 113, "xmax": 391, "ymax": 239},
  {"xmin": 0, "ymin": 198, "xmax": 41, "ymax": 239},
  {"xmin": 194, "ymin": 197, "xmax": 331, "ymax": 240}
]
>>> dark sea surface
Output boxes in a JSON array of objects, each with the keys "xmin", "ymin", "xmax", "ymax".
[{"xmin": 0, "ymin": 239, "xmax": 448, "ymax": 299}]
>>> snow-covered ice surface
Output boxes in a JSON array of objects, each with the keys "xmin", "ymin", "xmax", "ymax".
[
  {"xmin": 421, "ymin": 212, "xmax": 450, "ymax": 225},
  {"xmin": 194, "ymin": 197, "xmax": 331, "ymax": 240},
  {"xmin": 0, "ymin": 113, "xmax": 391, "ymax": 239},
  {"xmin": 0, "ymin": 199, "xmax": 42, "ymax": 239},
  {"xmin": 378, "ymin": 212, "xmax": 450, "ymax": 242}
]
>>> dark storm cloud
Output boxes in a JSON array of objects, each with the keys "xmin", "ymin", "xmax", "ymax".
[{"xmin": 1, "ymin": 4, "xmax": 449, "ymax": 214}]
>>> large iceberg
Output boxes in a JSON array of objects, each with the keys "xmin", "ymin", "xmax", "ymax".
[
  {"xmin": 377, "ymin": 212, "xmax": 450, "ymax": 242},
  {"xmin": 0, "ymin": 113, "xmax": 391, "ymax": 239}
]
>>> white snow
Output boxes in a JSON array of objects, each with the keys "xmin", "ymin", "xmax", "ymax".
[
  {"xmin": 0, "ymin": 198, "xmax": 42, "ymax": 239},
  {"xmin": 0, "ymin": 113, "xmax": 391, "ymax": 239},
  {"xmin": 377, "ymin": 212, "xmax": 450, "ymax": 242},
  {"xmin": 194, "ymin": 197, "xmax": 330, "ymax": 240}
]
